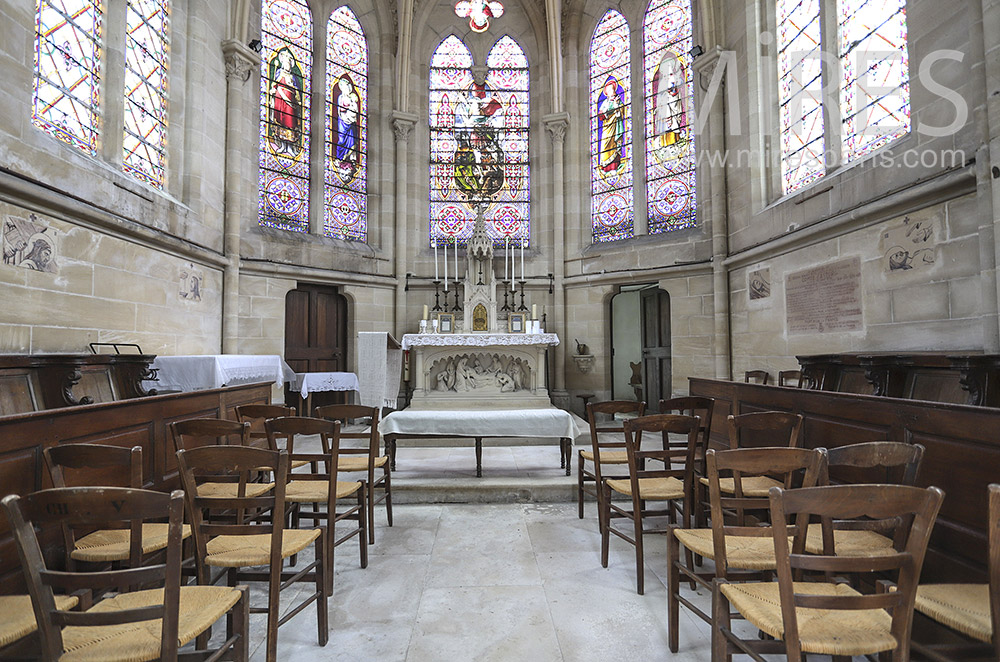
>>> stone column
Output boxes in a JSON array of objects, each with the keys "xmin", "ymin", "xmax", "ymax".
[
  {"xmin": 392, "ymin": 111, "xmax": 418, "ymax": 340},
  {"xmin": 544, "ymin": 112, "xmax": 570, "ymax": 403},
  {"xmin": 980, "ymin": 0, "xmax": 1000, "ymax": 350},
  {"xmin": 221, "ymin": 40, "xmax": 260, "ymax": 353},
  {"xmin": 101, "ymin": 0, "xmax": 127, "ymax": 165}
]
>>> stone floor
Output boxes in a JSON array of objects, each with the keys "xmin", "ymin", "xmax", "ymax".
[{"xmin": 215, "ymin": 445, "xmax": 862, "ymax": 661}]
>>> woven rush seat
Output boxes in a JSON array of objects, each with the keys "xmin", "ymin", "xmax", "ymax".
[
  {"xmin": 196, "ymin": 481, "xmax": 273, "ymax": 498},
  {"xmin": 255, "ymin": 460, "xmax": 309, "ymax": 470},
  {"xmin": 803, "ymin": 523, "xmax": 895, "ymax": 557},
  {"xmin": 285, "ymin": 480, "xmax": 363, "ymax": 502},
  {"xmin": 915, "ymin": 584, "xmax": 992, "ymax": 642},
  {"xmin": 204, "ymin": 528, "xmax": 321, "ymax": 567},
  {"xmin": 335, "ymin": 456, "xmax": 387, "ymax": 472},
  {"xmin": 607, "ymin": 476, "xmax": 685, "ymax": 500},
  {"xmin": 699, "ymin": 475, "xmax": 782, "ymax": 496},
  {"xmin": 579, "ymin": 449, "xmax": 628, "ymax": 463},
  {"xmin": 71, "ymin": 523, "xmax": 192, "ymax": 562},
  {"xmin": 720, "ymin": 581, "xmax": 896, "ymax": 656},
  {"xmin": 59, "ymin": 586, "xmax": 242, "ymax": 662},
  {"xmin": 0, "ymin": 594, "xmax": 79, "ymax": 648},
  {"xmin": 673, "ymin": 528, "xmax": 781, "ymax": 570}
]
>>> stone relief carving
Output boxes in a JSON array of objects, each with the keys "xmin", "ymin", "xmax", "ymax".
[
  {"xmin": 431, "ymin": 352, "xmax": 529, "ymax": 394},
  {"xmin": 749, "ymin": 268, "xmax": 771, "ymax": 300},
  {"xmin": 880, "ymin": 215, "xmax": 936, "ymax": 274},
  {"xmin": 3, "ymin": 214, "xmax": 58, "ymax": 274},
  {"xmin": 179, "ymin": 265, "xmax": 203, "ymax": 302}
]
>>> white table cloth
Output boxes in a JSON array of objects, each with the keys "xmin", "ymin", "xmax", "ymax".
[
  {"xmin": 145, "ymin": 355, "xmax": 295, "ymax": 392},
  {"xmin": 401, "ymin": 333, "xmax": 559, "ymax": 350},
  {"xmin": 379, "ymin": 407, "xmax": 584, "ymax": 440},
  {"xmin": 293, "ymin": 372, "xmax": 360, "ymax": 398}
]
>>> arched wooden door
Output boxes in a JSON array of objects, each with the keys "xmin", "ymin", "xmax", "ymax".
[
  {"xmin": 284, "ymin": 284, "xmax": 348, "ymax": 408},
  {"xmin": 640, "ymin": 287, "xmax": 671, "ymax": 405}
]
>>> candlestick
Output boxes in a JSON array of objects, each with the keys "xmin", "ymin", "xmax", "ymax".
[
  {"xmin": 443, "ymin": 241, "xmax": 448, "ymax": 292},
  {"xmin": 434, "ymin": 239, "xmax": 438, "ymax": 281},
  {"xmin": 520, "ymin": 240, "xmax": 524, "ymax": 281},
  {"xmin": 432, "ymin": 281, "xmax": 443, "ymax": 311},
  {"xmin": 452, "ymin": 287, "xmax": 461, "ymax": 312},
  {"xmin": 517, "ymin": 281, "xmax": 528, "ymax": 311},
  {"xmin": 422, "ymin": 304, "xmax": 429, "ymax": 320}
]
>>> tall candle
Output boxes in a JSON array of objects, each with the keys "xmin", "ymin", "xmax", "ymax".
[
  {"xmin": 422, "ymin": 304, "xmax": 429, "ymax": 320},
  {"xmin": 434, "ymin": 240, "xmax": 439, "ymax": 281},
  {"xmin": 504, "ymin": 237, "xmax": 509, "ymax": 280},
  {"xmin": 520, "ymin": 240, "xmax": 525, "ymax": 281},
  {"xmin": 443, "ymin": 241, "xmax": 448, "ymax": 291},
  {"xmin": 454, "ymin": 238, "xmax": 459, "ymax": 283},
  {"xmin": 532, "ymin": 304, "xmax": 537, "ymax": 320}
]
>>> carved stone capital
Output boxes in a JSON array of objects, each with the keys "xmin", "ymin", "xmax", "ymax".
[
  {"xmin": 391, "ymin": 110, "xmax": 419, "ymax": 143},
  {"xmin": 542, "ymin": 112, "xmax": 570, "ymax": 146},
  {"xmin": 221, "ymin": 39, "xmax": 261, "ymax": 84}
]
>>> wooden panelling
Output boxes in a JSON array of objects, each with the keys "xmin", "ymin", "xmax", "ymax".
[
  {"xmin": 0, "ymin": 373, "xmax": 38, "ymax": 415},
  {"xmin": 690, "ymin": 378, "xmax": 999, "ymax": 585}
]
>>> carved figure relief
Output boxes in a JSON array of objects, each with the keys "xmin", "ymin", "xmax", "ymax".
[
  {"xmin": 3, "ymin": 214, "xmax": 58, "ymax": 274},
  {"xmin": 179, "ymin": 265, "xmax": 203, "ymax": 302},
  {"xmin": 880, "ymin": 215, "xmax": 936, "ymax": 274},
  {"xmin": 749, "ymin": 268, "xmax": 771, "ymax": 300},
  {"xmin": 431, "ymin": 352, "xmax": 528, "ymax": 393}
]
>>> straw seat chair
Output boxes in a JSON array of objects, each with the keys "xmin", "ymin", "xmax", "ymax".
[
  {"xmin": 314, "ymin": 404, "xmax": 391, "ymax": 545},
  {"xmin": 264, "ymin": 415, "xmax": 367, "ymax": 592},
  {"xmin": 2, "ymin": 486, "xmax": 248, "ymax": 662},
  {"xmin": 910, "ymin": 482, "xmax": 999, "ymax": 661},
  {"xmin": 744, "ymin": 370, "xmax": 770, "ymax": 385},
  {"xmin": 234, "ymin": 404, "xmax": 312, "ymax": 471},
  {"xmin": 0, "ymin": 595, "xmax": 79, "ymax": 658},
  {"xmin": 601, "ymin": 413, "xmax": 700, "ymax": 595},
  {"xmin": 778, "ymin": 369, "xmax": 803, "ymax": 387},
  {"xmin": 43, "ymin": 443, "xmax": 192, "ymax": 567},
  {"xmin": 577, "ymin": 400, "xmax": 645, "ymax": 522},
  {"xmin": 804, "ymin": 441, "xmax": 925, "ymax": 558},
  {"xmin": 658, "ymin": 396, "xmax": 714, "ymax": 529},
  {"xmin": 177, "ymin": 445, "xmax": 326, "ymax": 662},
  {"xmin": 667, "ymin": 446, "xmax": 826, "ymax": 653},
  {"xmin": 713, "ymin": 483, "xmax": 944, "ymax": 662},
  {"xmin": 170, "ymin": 419, "xmax": 273, "ymax": 499}
]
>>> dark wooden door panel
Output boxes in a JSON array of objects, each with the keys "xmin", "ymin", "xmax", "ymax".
[
  {"xmin": 284, "ymin": 285, "xmax": 349, "ymax": 408},
  {"xmin": 640, "ymin": 288, "xmax": 671, "ymax": 405}
]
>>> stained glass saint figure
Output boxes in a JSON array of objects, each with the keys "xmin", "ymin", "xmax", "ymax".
[
  {"xmin": 268, "ymin": 46, "xmax": 304, "ymax": 156},
  {"xmin": 651, "ymin": 52, "xmax": 687, "ymax": 163},
  {"xmin": 454, "ymin": 82, "xmax": 505, "ymax": 201},
  {"xmin": 332, "ymin": 73, "xmax": 360, "ymax": 182},
  {"xmin": 597, "ymin": 75, "xmax": 627, "ymax": 175}
]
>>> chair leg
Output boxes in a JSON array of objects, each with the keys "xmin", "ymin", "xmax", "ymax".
[
  {"xmin": 712, "ymin": 579, "xmax": 732, "ymax": 662},
  {"xmin": 667, "ymin": 529, "xmax": 680, "ymax": 653},
  {"xmin": 359, "ymin": 488, "xmax": 368, "ymax": 569},
  {"xmin": 266, "ymin": 560, "xmax": 281, "ymax": 662},
  {"xmin": 600, "ymin": 482, "xmax": 611, "ymax": 568},
  {"xmin": 633, "ymin": 507, "xmax": 644, "ymax": 595},
  {"xmin": 316, "ymin": 536, "xmax": 328, "ymax": 646},
  {"xmin": 577, "ymin": 455, "xmax": 585, "ymax": 519},
  {"xmin": 367, "ymin": 480, "xmax": 376, "ymax": 545},
  {"xmin": 383, "ymin": 467, "xmax": 393, "ymax": 527},
  {"xmin": 234, "ymin": 584, "xmax": 249, "ymax": 662}
]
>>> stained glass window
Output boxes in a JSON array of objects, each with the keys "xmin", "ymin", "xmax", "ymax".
[
  {"xmin": 643, "ymin": 0, "xmax": 696, "ymax": 234},
  {"xmin": 839, "ymin": 0, "xmax": 908, "ymax": 162},
  {"xmin": 324, "ymin": 6, "xmax": 367, "ymax": 241},
  {"xmin": 32, "ymin": 0, "xmax": 103, "ymax": 154},
  {"xmin": 259, "ymin": 0, "xmax": 312, "ymax": 232},
  {"xmin": 429, "ymin": 35, "xmax": 529, "ymax": 247},
  {"xmin": 122, "ymin": 0, "xmax": 169, "ymax": 188},
  {"xmin": 590, "ymin": 10, "xmax": 634, "ymax": 243},
  {"xmin": 777, "ymin": 0, "xmax": 825, "ymax": 194}
]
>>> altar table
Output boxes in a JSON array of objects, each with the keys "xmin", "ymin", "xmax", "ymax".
[
  {"xmin": 292, "ymin": 371, "xmax": 360, "ymax": 415},
  {"xmin": 379, "ymin": 408, "xmax": 585, "ymax": 477},
  {"xmin": 145, "ymin": 355, "xmax": 295, "ymax": 392}
]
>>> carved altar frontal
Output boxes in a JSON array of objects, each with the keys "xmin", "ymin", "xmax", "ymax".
[{"xmin": 402, "ymin": 333, "xmax": 559, "ymax": 410}]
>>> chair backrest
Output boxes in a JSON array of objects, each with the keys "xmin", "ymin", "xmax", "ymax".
[
  {"xmin": 44, "ymin": 443, "xmax": 143, "ymax": 489},
  {"xmin": 744, "ymin": 370, "xmax": 770, "ymax": 385},
  {"xmin": 235, "ymin": 404, "xmax": 296, "ymax": 445},
  {"xmin": 823, "ymin": 441, "xmax": 924, "ymax": 487},
  {"xmin": 623, "ymin": 414, "xmax": 700, "ymax": 526},
  {"xmin": 659, "ymin": 396, "xmax": 715, "ymax": 459},
  {"xmin": 1, "ymin": 487, "xmax": 186, "ymax": 661},
  {"xmin": 170, "ymin": 418, "xmax": 250, "ymax": 453},
  {"xmin": 726, "ymin": 411, "xmax": 803, "ymax": 449},
  {"xmin": 264, "ymin": 415, "xmax": 340, "ymax": 459},
  {"xmin": 313, "ymin": 404, "xmax": 380, "ymax": 462},
  {"xmin": 176, "ymin": 446, "xmax": 288, "ymax": 583},
  {"xmin": 586, "ymin": 400, "xmax": 646, "ymax": 484},
  {"xmin": 771, "ymin": 483, "xmax": 944, "ymax": 660},
  {"xmin": 778, "ymin": 370, "xmax": 802, "ymax": 388},
  {"xmin": 705, "ymin": 446, "xmax": 826, "ymax": 576}
]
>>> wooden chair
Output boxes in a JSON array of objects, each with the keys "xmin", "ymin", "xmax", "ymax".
[
  {"xmin": 778, "ymin": 369, "xmax": 802, "ymax": 387},
  {"xmin": 805, "ymin": 441, "xmax": 925, "ymax": 558},
  {"xmin": 667, "ymin": 446, "xmax": 826, "ymax": 652},
  {"xmin": 170, "ymin": 419, "xmax": 273, "ymax": 500},
  {"xmin": 601, "ymin": 413, "xmax": 700, "ymax": 595},
  {"xmin": 234, "ymin": 403, "xmax": 296, "ymax": 449},
  {"xmin": 911, "ymin": 483, "xmax": 1000, "ymax": 661},
  {"xmin": 744, "ymin": 370, "xmax": 770, "ymax": 385},
  {"xmin": 659, "ymin": 396, "xmax": 715, "ymax": 529},
  {"xmin": 264, "ymin": 415, "xmax": 367, "ymax": 592},
  {"xmin": 314, "ymin": 404, "xmax": 391, "ymax": 545},
  {"xmin": 704, "ymin": 411, "xmax": 805, "ymax": 499},
  {"xmin": 577, "ymin": 400, "xmax": 645, "ymax": 522},
  {"xmin": 43, "ymin": 443, "xmax": 191, "ymax": 569},
  {"xmin": 2, "ymin": 486, "xmax": 248, "ymax": 662},
  {"xmin": 177, "ymin": 446, "xmax": 326, "ymax": 662},
  {"xmin": 713, "ymin": 483, "xmax": 944, "ymax": 661}
]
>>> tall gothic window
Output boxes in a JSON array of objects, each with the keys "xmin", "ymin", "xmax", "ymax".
[
  {"xmin": 590, "ymin": 9, "xmax": 634, "ymax": 243},
  {"xmin": 429, "ymin": 34, "xmax": 529, "ymax": 246},
  {"xmin": 325, "ymin": 6, "xmax": 368, "ymax": 241},
  {"xmin": 122, "ymin": 0, "xmax": 170, "ymax": 188},
  {"xmin": 32, "ymin": 0, "xmax": 104, "ymax": 155},
  {"xmin": 259, "ymin": 0, "xmax": 312, "ymax": 232},
  {"xmin": 777, "ymin": 0, "xmax": 824, "ymax": 194},
  {"xmin": 643, "ymin": 0, "xmax": 696, "ymax": 234},
  {"xmin": 839, "ymin": 0, "xmax": 908, "ymax": 162}
]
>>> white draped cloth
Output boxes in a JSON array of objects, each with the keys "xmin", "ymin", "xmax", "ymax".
[
  {"xmin": 145, "ymin": 355, "xmax": 295, "ymax": 392},
  {"xmin": 401, "ymin": 333, "xmax": 559, "ymax": 350},
  {"xmin": 379, "ymin": 408, "xmax": 585, "ymax": 440},
  {"xmin": 293, "ymin": 372, "xmax": 360, "ymax": 398},
  {"xmin": 357, "ymin": 332, "xmax": 402, "ymax": 410}
]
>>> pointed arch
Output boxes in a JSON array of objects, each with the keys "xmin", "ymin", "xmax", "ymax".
[
  {"xmin": 777, "ymin": 0, "xmax": 824, "ymax": 194},
  {"xmin": 643, "ymin": 0, "xmax": 696, "ymax": 233},
  {"xmin": 590, "ymin": 9, "xmax": 634, "ymax": 243},
  {"xmin": 258, "ymin": 0, "xmax": 313, "ymax": 232},
  {"xmin": 122, "ymin": 0, "xmax": 171, "ymax": 188},
  {"xmin": 324, "ymin": 5, "xmax": 368, "ymax": 241}
]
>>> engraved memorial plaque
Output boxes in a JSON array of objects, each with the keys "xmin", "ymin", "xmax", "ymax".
[{"xmin": 786, "ymin": 257, "xmax": 862, "ymax": 334}]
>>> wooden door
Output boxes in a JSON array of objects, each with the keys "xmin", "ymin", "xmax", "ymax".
[
  {"xmin": 284, "ymin": 285, "xmax": 348, "ymax": 408},
  {"xmin": 640, "ymin": 288, "xmax": 671, "ymax": 405}
]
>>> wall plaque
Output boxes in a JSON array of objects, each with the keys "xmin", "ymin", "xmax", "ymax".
[{"xmin": 786, "ymin": 257, "xmax": 862, "ymax": 334}]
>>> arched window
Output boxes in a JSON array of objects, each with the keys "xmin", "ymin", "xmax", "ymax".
[
  {"xmin": 590, "ymin": 9, "xmax": 634, "ymax": 243},
  {"xmin": 839, "ymin": 0, "xmax": 908, "ymax": 162},
  {"xmin": 643, "ymin": 0, "xmax": 696, "ymax": 234},
  {"xmin": 325, "ymin": 6, "xmax": 368, "ymax": 241},
  {"xmin": 122, "ymin": 0, "xmax": 170, "ymax": 188},
  {"xmin": 259, "ymin": 0, "xmax": 312, "ymax": 232},
  {"xmin": 777, "ymin": 0, "xmax": 824, "ymax": 194},
  {"xmin": 32, "ymin": 0, "xmax": 104, "ymax": 155}
]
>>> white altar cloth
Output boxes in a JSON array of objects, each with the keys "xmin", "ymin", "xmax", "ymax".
[
  {"xmin": 402, "ymin": 333, "xmax": 559, "ymax": 350},
  {"xmin": 380, "ymin": 408, "xmax": 584, "ymax": 441},
  {"xmin": 293, "ymin": 371, "xmax": 360, "ymax": 398},
  {"xmin": 145, "ymin": 355, "xmax": 295, "ymax": 392}
]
